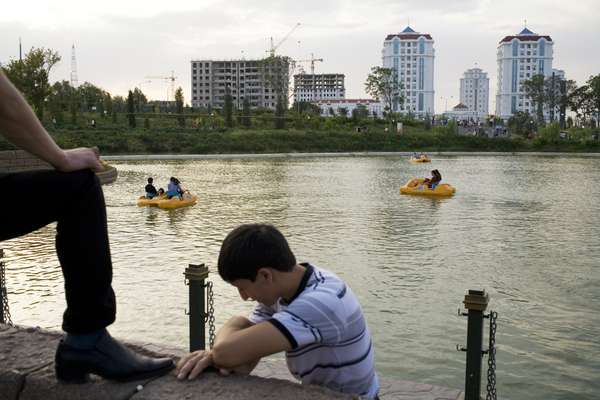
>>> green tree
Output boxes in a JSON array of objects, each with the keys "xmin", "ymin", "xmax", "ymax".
[
  {"xmin": 351, "ymin": 105, "xmax": 369, "ymax": 124},
  {"xmin": 47, "ymin": 80, "xmax": 76, "ymax": 125},
  {"xmin": 587, "ymin": 74, "xmax": 600, "ymax": 127},
  {"xmin": 365, "ymin": 66, "xmax": 402, "ymax": 117},
  {"xmin": 241, "ymin": 97, "xmax": 252, "ymax": 128},
  {"xmin": 291, "ymin": 101, "xmax": 321, "ymax": 114},
  {"xmin": 508, "ymin": 111, "xmax": 536, "ymax": 137},
  {"xmin": 2, "ymin": 47, "xmax": 61, "ymax": 119},
  {"xmin": 522, "ymin": 74, "xmax": 547, "ymax": 124},
  {"xmin": 127, "ymin": 90, "xmax": 136, "ymax": 128},
  {"xmin": 224, "ymin": 87, "xmax": 233, "ymax": 128},
  {"xmin": 569, "ymin": 85, "xmax": 595, "ymax": 126},
  {"xmin": 175, "ymin": 87, "xmax": 185, "ymax": 127},
  {"xmin": 132, "ymin": 87, "xmax": 148, "ymax": 113},
  {"xmin": 78, "ymin": 82, "xmax": 106, "ymax": 113},
  {"xmin": 103, "ymin": 93, "xmax": 113, "ymax": 118},
  {"xmin": 113, "ymin": 96, "xmax": 126, "ymax": 113},
  {"xmin": 338, "ymin": 107, "xmax": 348, "ymax": 118},
  {"xmin": 275, "ymin": 95, "xmax": 286, "ymax": 129}
]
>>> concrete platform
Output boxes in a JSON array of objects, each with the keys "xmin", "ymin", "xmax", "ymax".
[{"xmin": 0, "ymin": 324, "xmax": 463, "ymax": 400}]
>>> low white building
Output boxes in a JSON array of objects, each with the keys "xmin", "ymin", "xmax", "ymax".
[
  {"xmin": 445, "ymin": 103, "xmax": 475, "ymax": 121},
  {"xmin": 315, "ymin": 99, "xmax": 384, "ymax": 118}
]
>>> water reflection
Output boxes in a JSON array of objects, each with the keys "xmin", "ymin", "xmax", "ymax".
[{"xmin": 2, "ymin": 155, "xmax": 600, "ymax": 400}]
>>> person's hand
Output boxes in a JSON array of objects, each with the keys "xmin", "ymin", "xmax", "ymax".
[
  {"xmin": 176, "ymin": 350, "xmax": 216, "ymax": 380},
  {"xmin": 56, "ymin": 147, "xmax": 103, "ymax": 173}
]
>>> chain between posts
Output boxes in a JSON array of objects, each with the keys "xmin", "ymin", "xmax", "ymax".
[
  {"xmin": 486, "ymin": 311, "xmax": 498, "ymax": 400},
  {"xmin": 1, "ymin": 249, "xmax": 13, "ymax": 325},
  {"xmin": 458, "ymin": 289, "xmax": 498, "ymax": 400},
  {"xmin": 206, "ymin": 280, "xmax": 215, "ymax": 349}
]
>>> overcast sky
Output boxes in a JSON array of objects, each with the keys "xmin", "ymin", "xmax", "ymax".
[{"xmin": 1, "ymin": 0, "xmax": 598, "ymax": 113}]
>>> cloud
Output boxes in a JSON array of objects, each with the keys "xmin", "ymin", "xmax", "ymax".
[{"xmin": 1, "ymin": 0, "xmax": 599, "ymax": 111}]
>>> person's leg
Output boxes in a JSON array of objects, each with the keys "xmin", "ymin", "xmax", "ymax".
[
  {"xmin": 0, "ymin": 169, "xmax": 173, "ymax": 382},
  {"xmin": 0, "ymin": 169, "xmax": 115, "ymax": 333}
]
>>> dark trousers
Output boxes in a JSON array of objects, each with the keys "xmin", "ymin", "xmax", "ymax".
[{"xmin": 0, "ymin": 169, "xmax": 116, "ymax": 333}]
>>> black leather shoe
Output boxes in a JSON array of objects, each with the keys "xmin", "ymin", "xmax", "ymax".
[{"xmin": 55, "ymin": 332, "xmax": 174, "ymax": 383}]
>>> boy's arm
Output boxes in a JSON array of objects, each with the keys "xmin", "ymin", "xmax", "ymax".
[
  {"xmin": 212, "ymin": 316, "xmax": 292, "ymax": 367},
  {"xmin": 213, "ymin": 315, "xmax": 254, "ymax": 347},
  {"xmin": 176, "ymin": 315, "xmax": 292, "ymax": 380}
]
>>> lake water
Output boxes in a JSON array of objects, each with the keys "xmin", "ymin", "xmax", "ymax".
[{"xmin": 2, "ymin": 154, "xmax": 599, "ymax": 400}]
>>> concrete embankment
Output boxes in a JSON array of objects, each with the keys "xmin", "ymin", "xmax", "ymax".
[
  {"xmin": 0, "ymin": 324, "xmax": 464, "ymax": 400},
  {"xmin": 0, "ymin": 150, "xmax": 118, "ymax": 185}
]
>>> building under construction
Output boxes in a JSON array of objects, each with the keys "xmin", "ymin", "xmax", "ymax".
[
  {"xmin": 293, "ymin": 74, "xmax": 345, "ymax": 103},
  {"xmin": 190, "ymin": 59, "xmax": 290, "ymax": 111}
]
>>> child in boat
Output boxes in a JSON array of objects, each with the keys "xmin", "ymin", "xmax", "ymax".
[
  {"xmin": 145, "ymin": 177, "xmax": 158, "ymax": 198},
  {"xmin": 423, "ymin": 169, "xmax": 442, "ymax": 189},
  {"xmin": 157, "ymin": 188, "xmax": 165, "ymax": 197},
  {"xmin": 167, "ymin": 177, "xmax": 183, "ymax": 200}
]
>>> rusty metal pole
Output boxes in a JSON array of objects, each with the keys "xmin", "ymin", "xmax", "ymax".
[
  {"xmin": 463, "ymin": 289, "xmax": 489, "ymax": 400},
  {"xmin": 184, "ymin": 264, "xmax": 209, "ymax": 352}
]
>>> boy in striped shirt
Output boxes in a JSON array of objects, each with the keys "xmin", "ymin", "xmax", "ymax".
[{"xmin": 176, "ymin": 223, "xmax": 379, "ymax": 399}]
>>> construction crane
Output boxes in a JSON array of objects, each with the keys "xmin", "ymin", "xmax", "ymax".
[
  {"xmin": 268, "ymin": 23, "xmax": 301, "ymax": 58},
  {"xmin": 144, "ymin": 71, "xmax": 177, "ymax": 101},
  {"xmin": 296, "ymin": 53, "xmax": 323, "ymax": 75}
]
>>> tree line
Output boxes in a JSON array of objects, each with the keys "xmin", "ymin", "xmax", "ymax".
[{"xmin": 2, "ymin": 46, "xmax": 598, "ymax": 136}]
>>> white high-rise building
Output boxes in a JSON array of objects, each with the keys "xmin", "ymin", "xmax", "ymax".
[
  {"xmin": 495, "ymin": 27, "xmax": 554, "ymax": 119},
  {"xmin": 459, "ymin": 67, "xmax": 489, "ymax": 121},
  {"xmin": 382, "ymin": 26, "xmax": 435, "ymax": 116}
]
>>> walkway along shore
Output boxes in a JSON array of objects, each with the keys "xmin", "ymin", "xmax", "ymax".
[
  {"xmin": 0, "ymin": 324, "xmax": 464, "ymax": 400},
  {"xmin": 100, "ymin": 151, "xmax": 600, "ymax": 161}
]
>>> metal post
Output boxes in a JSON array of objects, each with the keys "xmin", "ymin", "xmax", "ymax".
[
  {"xmin": 463, "ymin": 289, "xmax": 489, "ymax": 400},
  {"xmin": 184, "ymin": 263, "xmax": 209, "ymax": 352}
]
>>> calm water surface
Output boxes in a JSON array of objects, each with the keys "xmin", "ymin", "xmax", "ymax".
[{"xmin": 3, "ymin": 155, "xmax": 600, "ymax": 400}]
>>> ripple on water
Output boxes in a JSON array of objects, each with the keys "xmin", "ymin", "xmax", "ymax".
[{"xmin": 2, "ymin": 156, "xmax": 600, "ymax": 400}]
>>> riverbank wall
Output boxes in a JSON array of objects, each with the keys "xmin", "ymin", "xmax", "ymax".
[
  {"xmin": 0, "ymin": 323, "xmax": 464, "ymax": 400},
  {"xmin": 0, "ymin": 150, "xmax": 118, "ymax": 185}
]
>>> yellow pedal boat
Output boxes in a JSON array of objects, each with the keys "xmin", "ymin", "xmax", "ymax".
[
  {"xmin": 409, "ymin": 156, "xmax": 431, "ymax": 163},
  {"xmin": 400, "ymin": 178, "xmax": 455, "ymax": 197},
  {"xmin": 137, "ymin": 194, "xmax": 198, "ymax": 209}
]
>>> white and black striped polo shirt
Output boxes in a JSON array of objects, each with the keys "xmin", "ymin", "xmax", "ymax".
[{"xmin": 249, "ymin": 263, "xmax": 379, "ymax": 399}]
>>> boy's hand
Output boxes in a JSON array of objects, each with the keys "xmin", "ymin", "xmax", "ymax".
[{"xmin": 176, "ymin": 350, "xmax": 215, "ymax": 380}]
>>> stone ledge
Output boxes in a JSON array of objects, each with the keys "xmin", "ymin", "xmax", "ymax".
[{"xmin": 0, "ymin": 324, "xmax": 464, "ymax": 400}]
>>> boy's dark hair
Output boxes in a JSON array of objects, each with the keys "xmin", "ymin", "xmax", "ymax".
[
  {"xmin": 218, "ymin": 224, "xmax": 296, "ymax": 282},
  {"xmin": 148, "ymin": 177, "xmax": 153, "ymax": 183}
]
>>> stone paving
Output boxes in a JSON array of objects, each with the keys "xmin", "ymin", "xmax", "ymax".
[{"xmin": 0, "ymin": 324, "xmax": 463, "ymax": 400}]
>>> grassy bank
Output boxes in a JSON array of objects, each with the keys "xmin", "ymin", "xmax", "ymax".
[{"xmin": 1, "ymin": 126, "xmax": 599, "ymax": 155}]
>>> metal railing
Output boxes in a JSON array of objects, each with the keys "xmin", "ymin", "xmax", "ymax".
[
  {"xmin": 1, "ymin": 249, "xmax": 13, "ymax": 325},
  {"xmin": 457, "ymin": 289, "xmax": 497, "ymax": 400},
  {"xmin": 184, "ymin": 263, "xmax": 215, "ymax": 351}
]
